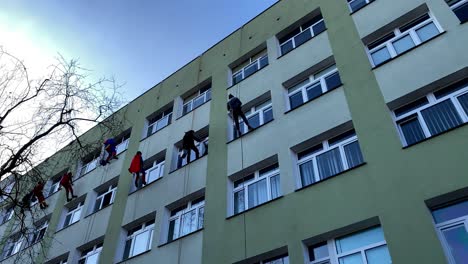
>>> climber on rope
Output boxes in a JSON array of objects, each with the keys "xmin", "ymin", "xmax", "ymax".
[
  {"xmin": 227, "ymin": 94, "xmax": 254, "ymax": 136},
  {"xmin": 33, "ymin": 181, "xmax": 48, "ymax": 209},
  {"xmin": 20, "ymin": 190, "xmax": 35, "ymax": 212},
  {"xmin": 101, "ymin": 138, "xmax": 118, "ymax": 165},
  {"xmin": 128, "ymin": 151, "xmax": 147, "ymax": 188},
  {"xmin": 181, "ymin": 130, "xmax": 205, "ymax": 164},
  {"xmin": 60, "ymin": 172, "xmax": 77, "ymax": 202}
]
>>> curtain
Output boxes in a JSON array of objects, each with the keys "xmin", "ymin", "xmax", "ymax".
[
  {"xmin": 299, "ymin": 160, "xmax": 316, "ymax": 186},
  {"xmin": 234, "ymin": 190, "xmax": 245, "ymax": 214},
  {"xmin": 248, "ymin": 179, "xmax": 268, "ymax": 208},
  {"xmin": 344, "ymin": 141, "xmax": 364, "ymax": 168},
  {"xmin": 317, "ymin": 148, "xmax": 344, "ymax": 179},
  {"xmin": 400, "ymin": 118, "xmax": 426, "ymax": 145},
  {"xmin": 270, "ymin": 175, "xmax": 281, "ymax": 199},
  {"xmin": 421, "ymin": 99, "xmax": 462, "ymax": 135}
]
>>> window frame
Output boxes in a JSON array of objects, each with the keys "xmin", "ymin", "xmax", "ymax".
[
  {"xmin": 279, "ymin": 16, "xmax": 326, "ymax": 56},
  {"xmin": 182, "ymin": 88, "xmax": 211, "ymax": 116},
  {"xmin": 392, "ymin": 84, "xmax": 468, "ymax": 146},
  {"xmin": 287, "ymin": 65, "xmax": 341, "ymax": 110},
  {"xmin": 2, "ymin": 235, "xmax": 24, "ymax": 259},
  {"xmin": 177, "ymin": 137, "xmax": 209, "ymax": 168},
  {"xmin": 366, "ymin": 12, "xmax": 443, "ymax": 67},
  {"xmin": 123, "ymin": 220, "xmax": 155, "ymax": 260},
  {"xmin": 94, "ymin": 185, "xmax": 117, "ymax": 212},
  {"xmin": 167, "ymin": 198, "xmax": 205, "ymax": 242},
  {"xmin": 347, "ymin": 0, "xmax": 373, "ymax": 13},
  {"xmin": 28, "ymin": 221, "xmax": 49, "ymax": 246},
  {"xmin": 232, "ymin": 99, "xmax": 273, "ymax": 138},
  {"xmin": 79, "ymin": 243, "xmax": 102, "ymax": 264},
  {"xmin": 448, "ymin": 0, "xmax": 468, "ymax": 23},
  {"xmin": 78, "ymin": 155, "xmax": 100, "ymax": 177},
  {"xmin": 145, "ymin": 160, "xmax": 165, "ymax": 184},
  {"xmin": 115, "ymin": 134, "xmax": 131, "ymax": 155},
  {"xmin": 1, "ymin": 181, "xmax": 15, "ymax": 202},
  {"xmin": 47, "ymin": 176, "xmax": 62, "ymax": 197},
  {"xmin": 63, "ymin": 201, "xmax": 84, "ymax": 228},
  {"xmin": 1, "ymin": 206, "xmax": 14, "ymax": 224},
  {"xmin": 232, "ymin": 54, "xmax": 269, "ymax": 85},
  {"xmin": 232, "ymin": 164, "xmax": 281, "ymax": 214},
  {"xmin": 146, "ymin": 110, "xmax": 173, "ymax": 137}
]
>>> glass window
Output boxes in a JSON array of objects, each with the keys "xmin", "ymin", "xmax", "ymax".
[
  {"xmin": 182, "ymin": 86, "xmax": 211, "ymax": 115},
  {"xmin": 371, "ymin": 47, "xmax": 391, "ymax": 66},
  {"xmin": 79, "ymin": 244, "xmax": 102, "ymax": 264},
  {"xmin": 452, "ymin": 1, "xmax": 468, "ymax": 23},
  {"xmin": 392, "ymin": 34, "xmax": 415, "ymax": 54},
  {"xmin": 144, "ymin": 160, "xmax": 165, "ymax": 185},
  {"xmin": 348, "ymin": 0, "xmax": 371, "ymax": 12},
  {"xmin": 279, "ymin": 15, "xmax": 326, "ymax": 55},
  {"xmin": 177, "ymin": 137, "xmax": 208, "ymax": 168},
  {"xmin": 1, "ymin": 207, "xmax": 14, "ymax": 224},
  {"xmin": 298, "ymin": 131, "xmax": 364, "ymax": 188},
  {"xmin": 94, "ymin": 185, "xmax": 117, "ymax": 212},
  {"xmin": 232, "ymin": 164, "xmax": 280, "ymax": 214},
  {"xmin": 147, "ymin": 109, "xmax": 172, "ymax": 137},
  {"xmin": 123, "ymin": 220, "xmax": 154, "ymax": 260},
  {"xmin": 415, "ymin": 22, "xmax": 439, "ymax": 42},
  {"xmin": 168, "ymin": 198, "xmax": 204, "ymax": 242},
  {"xmin": 294, "ymin": 29, "xmax": 312, "ymax": 47},
  {"xmin": 232, "ymin": 100, "xmax": 273, "ymax": 139},
  {"xmin": 231, "ymin": 53, "xmax": 268, "ymax": 85},
  {"xmin": 64, "ymin": 202, "xmax": 83, "ymax": 228},
  {"xmin": 420, "ymin": 99, "xmax": 462, "ymax": 135}
]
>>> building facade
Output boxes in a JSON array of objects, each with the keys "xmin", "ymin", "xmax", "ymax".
[{"xmin": 1, "ymin": 0, "xmax": 467, "ymax": 263}]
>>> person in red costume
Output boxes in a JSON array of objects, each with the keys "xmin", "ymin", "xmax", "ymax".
[
  {"xmin": 128, "ymin": 151, "xmax": 146, "ymax": 188},
  {"xmin": 33, "ymin": 181, "xmax": 48, "ymax": 209},
  {"xmin": 60, "ymin": 172, "xmax": 78, "ymax": 202}
]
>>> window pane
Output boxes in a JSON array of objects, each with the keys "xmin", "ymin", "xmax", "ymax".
[
  {"xmin": 86, "ymin": 252, "xmax": 100, "ymax": 264},
  {"xmin": 312, "ymin": 20, "xmax": 326, "ymax": 35},
  {"xmin": 234, "ymin": 190, "xmax": 245, "ymax": 214},
  {"xmin": 168, "ymin": 218, "xmax": 179, "ymax": 241},
  {"xmin": 316, "ymin": 148, "xmax": 344, "ymax": 179},
  {"xmin": 339, "ymin": 253, "xmax": 363, "ymax": 264},
  {"xmin": 432, "ymin": 200, "xmax": 468, "ymax": 223},
  {"xmin": 94, "ymin": 197, "xmax": 103, "ymax": 212},
  {"xmin": 248, "ymin": 179, "xmax": 268, "ymax": 208},
  {"xmin": 244, "ymin": 63, "xmax": 259, "ymax": 78},
  {"xmin": 336, "ymin": 227, "xmax": 385, "ymax": 254},
  {"xmin": 344, "ymin": 141, "xmax": 364, "ymax": 168},
  {"xmin": 349, "ymin": 0, "xmax": 368, "ymax": 12},
  {"xmin": 281, "ymin": 40, "xmax": 294, "ymax": 55},
  {"xmin": 64, "ymin": 214, "xmax": 72, "ymax": 227},
  {"xmin": 294, "ymin": 29, "xmax": 312, "ymax": 47},
  {"xmin": 193, "ymin": 96, "xmax": 205, "ymax": 109},
  {"xmin": 233, "ymin": 72, "xmax": 243, "ymax": 85},
  {"xmin": 259, "ymin": 56, "xmax": 269, "ymax": 69},
  {"xmin": 248, "ymin": 113, "xmax": 260, "ymax": 128},
  {"xmin": 309, "ymin": 242, "xmax": 329, "ymax": 261},
  {"xmin": 270, "ymin": 175, "xmax": 280, "ymax": 199},
  {"xmin": 181, "ymin": 209, "xmax": 197, "ymax": 236},
  {"xmin": 182, "ymin": 103, "xmax": 191, "ymax": 115},
  {"xmin": 102, "ymin": 192, "xmax": 113, "ymax": 207},
  {"xmin": 123, "ymin": 239, "xmax": 132, "ymax": 260},
  {"xmin": 263, "ymin": 107, "xmax": 273, "ymax": 123},
  {"xmin": 421, "ymin": 99, "xmax": 462, "ymax": 135},
  {"xmin": 325, "ymin": 72, "xmax": 342, "ymax": 91},
  {"xmin": 289, "ymin": 92, "xmax": 304, "ymax": 109},
  {"xmin": 133, "ymin": 231, "xmax": 150, "ymax": 256},
  {"xmin": 299, "ymin": 160, "xmax": 316, "ymax": 186},
  {"xmin": 399, "ymin": 117, "xmax": 426, "ymax": 145},
  {"xmin": 442, "ymin": 224, "xmax": 468, "ymax": 263},
  {"xmin": 454, "ymin": 2, "xmax": 468, "ymax": 23},
  {"xmin": 198, "ymin": 207, "xmax": 204, "ymax": 229},
  {"xmin": 371, "ymin": 47, "xmax": 391, "ymax": 66},
  {"xmin": 457, "ymin": 93, "xmax": 468, "ymax": 116},
  {"xmin": 306, "ymin": 82, "xmax": 323, "ymax": 101},
  {"xmin": 365, "ymin": 245, "xmax": 392, "ymax": 264},
  {"xmin": 72, "ymin": 208, "xmax": 82, "ymax": 223},
  {"xmin": 392, "ymin": 34, "xmax": 415, "ymax": 54},
  {"xmin": 416, "ymin": 22, "xmax": 439, "ymax": 42}
]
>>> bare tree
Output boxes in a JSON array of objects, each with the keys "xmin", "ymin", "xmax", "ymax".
[{"xmin": 0, "ymin": 47, "xmax": 125, "ymax": 263}]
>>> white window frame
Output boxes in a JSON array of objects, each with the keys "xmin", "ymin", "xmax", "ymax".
[
  {"xmin": 168, "ymin": 198, "xmax": 205, "ymax": 241},
  {"xmin": 124, "ymin": 220, "xmax": 154, "ymax": 259},
  {"xmin": 3, "ymin": 236, "xmax": 24, "ymax": 259},
  {"xmin": 182, "ymin": 88, "xmax": 211, "ymax": 115},
  {"xmin": 433, "ymin": 208, "xmax": 468, "ymax": 264},
  {"xmin": 47, "ymin": 177, "xmax": 61, "ymax": 197},
  {"xmin": 297, "ymin": 133, "xmax": 360, "ymax": 186},
  {"xmin": 232, "ymin": 54, "xmax": 268, "ymax": 85},
  {"xmin": 309, "ymin": 227, "xmax": 389, "ymax": 264},
  {"xmin": 63, "ymin": 201, "xmax": 84, "ymax": 228},
  {"xmin": 347, "ymin": 0, "xmax": 372, "ymax": 13},
  {"xmin": 78, "ymin": 156, "xmax": 100, "ymax": 177},
  {"xmin": 94, "ymin": 185, "xmax": 117, "ymax": 212},
  {"xmin": 279, "ymin": 16, "xmax": 325, "ymax": 55},
  {"xmin": 449, "ymin": 0, "xmax": 468, "ymax": 10},
  {"xmin": 1, "ymin": 207, "xmax": 14, "ymax": 224},
  {"xmin": 177, "ymin": 137, "xmax": 209, "ymax": 168},
  {"xmin": 233, "ymin": 100, "xmax": 273, "ymax": 138},
  {"xmin": 366, "ymin": 12, "xmax": 443, "ymax": 67},
  {"xmin": 263, "ymin": 255, "xmax": 289, "ymax": 264},
  {"xmin": 145, "ymin": 160, "xmax": 165, "ymax": 184},
  {"xmin": 232, "ymin": 165, "xmax": 280, "ymax": 214},
  {"xmin": 147, "ymin": 111, "xmax": 173, "ymax": 137},
  {"xmin": 28, "ymin": 221, "xmax": 48, "ymax": 246},
  {"xmin": 115, "ymin": 135, "xmax": 130, "ymax": 155},
  {"xmin": 1, "ymin": 181, "xmax": 15, "ymax": 202},
  {"xmin": 392, "ymin": 84, "xmax": 468, "ymax": 146},
  {"xmin": 79, "ymin": 244, "xmax": 102, "ymax": 264},
  {"xmin": 287, "ymin": 65, "xmax": 340, "ymax": 110}
]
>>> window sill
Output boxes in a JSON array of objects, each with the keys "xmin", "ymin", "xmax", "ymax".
[
  {"xmin": 227, "ymin": 119, "xmax": 274, "ymax": 144},
  {"xmin": 85, "ymin": 203, "xmax": 113, "ymax": 219},
  {"xmin": 226, "ymin": 64, "xmax": 270, "ymax": 90},
  {"xmin": 226, "ymin": 196, "xmax": 283, "ymax": 220},
  {"xmin": 128, "ymin": 176, "xmax": 164, "ymax": 195},
  {"xmin": 175, "ymin": 99, "xmax": 211, "ymax": 121},
  {"xmin": 349, "ymin": 1, "xmax": 375, "ymax": 15},
  {"xmin": 277, "ymin": 30, "xmax": 327, "ymax": 60},
  {"xmin": 158, "ymin": 228, "xmax": 204, "ymax": 247},
  {"xmin": 140, "ymin": 124, "xmax": 171, "ymax": 142},
  {"xmin": 169, "ymin": 153, "xmax": 208, "ymax": 174},
  {"xmin": 371, "ymin": 31, "xmax": 446, "ymax": 70},
  {"xmin": 55, "ymin": 220, "xmax": 81, "ymax": 234},
  {"xmin": 116, "ymin": 249, "xmax": 151, "ymax": 263},
  {"xmin": 284, "ymin": 85, "xmax": 343, "ymax": 114},
  {"xmin": 295, "ymin": 162, "xmax": 367, "ymax": 192},
  {"xmin": 402, "ymin": 121, "xmax": 468, "ymax": 149}
]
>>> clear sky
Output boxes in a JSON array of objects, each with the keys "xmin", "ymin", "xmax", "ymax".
[{"xmin": 0, "ymin": 0, "xmax": 278, "ymax": 102}]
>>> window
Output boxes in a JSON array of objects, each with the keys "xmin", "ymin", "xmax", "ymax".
[
  {"xmin": 2, "ymin": 235, "xmax": 24, "ymax": 259},
  {"xmin": 168, "ymin": 197, "xmax": 204, "ymax": 242},
  {"xmin": 348, "ymin": 0, "xmax": 374, "ymax": 13},
  {"xmin": 0, "ymin": 207, "xmax": 14, "ymax": 225},
  {"xmin": 308, "ymin": 226, "xmax": 392, "ymax": 264},
  {"xmin": 447, "ymin": 0, "xmax": 468, "ymax": 23},
  {"xmin": 28, "ymin": 221, "xmax": 48, "ymax": 246},
  {"xmin": 78, "ymin": 154, "xmax": 100, "ymax": 177},
  {"xmin": 232, "ymin": 51, "xmax": 268, "ymax": 85},
  {"xmin": 431, "ymin": 200, "xmax": 468, "ymax": 263},
  {"xmin": 63, "ymin": 201, "xmax": 83, "ymax": 228},
  {"xmin": 176, "ymin": 137, "xmax": 209, "ymax": 168},
  {"xmin": 115, "ymin": 133, "xmax": 131, "ymax": 155},
  {"xmin": 47, "ymin": 176, "xmax": 62, "ymax": 197},
  {"xmin": 182, "ymin": 85, "xmax": 211, "ymax": 115},
  {"xmin": 232, "ymin": 164, "xmax": 281, "ymax": 214},
  {"xmin": 297, "ymin": 130, "xmax": 364, "ymax": 187},
  {"xmin": 78, "ymin": 243, "xmax": 102, "ymax": 264},
  {"xmin": 233, "ymin": 99, "xmax": 273, "ymax": 138},
  {"xmin": 1, "ymin": 181, "xmax": 15, "ymax": 202},
  {"xmin": 93, "ymin": 185, "xmax": 117, "ymax": 212},
  {"xmin": 255, "ymin": 255, "xmax": 289, "ymax": 264},
  {"xmin": 144, "ymin": 160, "xmax": 165, "ymax": 185},
  {"xmin": 367, "ymin": 13, "xmax": 442, "ymax": 67},
  {"xmin": 393, "ymin": 80, "xmax": 468, "ymax": 146},
  {"xmin": 146, "ymin": 108, "xmax": 173, "ymax": 137},
  {"xmin": 287, "ymin": 65, "xmax": 342, "ymax": 110},
  {"xmin": 123, "ymin": 220, "xmax": 154, "ymax": 260},
  {"xmin": 279, "ymin": 14, "xmax": 326, "ymax": 55}
]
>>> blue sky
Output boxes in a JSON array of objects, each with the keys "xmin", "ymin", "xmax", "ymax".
[{"xmin": 0, "ymin": 0, "xmax": 278, "ymax": 101}]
